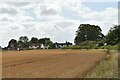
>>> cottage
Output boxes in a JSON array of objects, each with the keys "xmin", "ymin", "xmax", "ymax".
[
  {"xmin": 41, "ymin": 44, "xmax": 50, "ymax": 49},
  {"xmin": 29, "ymin": 43, "xmax": 41, "ymax": 49},
  {"xmin": 29, "ymin": 43, "xmax": 50, "ymax": 49}
]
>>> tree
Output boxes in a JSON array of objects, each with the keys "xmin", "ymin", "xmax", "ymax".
[
  {"xmin": 74, "ymin": 24, "xmax": 104, "ymax": 45},
  {"xmin": 39, "ymin": 37, "xmax": 53, "ymax": 47},
  {"xmin": 17, "ymin": 41, "xmax": 24, "ymax": 49},
  {"xmin": 39, "ymin": 38, "xmax": 45, "ymax": 44},
  {"xmin": 30, "ymin": 37, "xmax": 39, "ymax": 43},
  {"xmin": 19, "ymin": 36, "xmax": 29, "ymax": 43},
  {"xmin": 44, "ymin": 38, "xmax": 52, "ymax": 46},
  {"xmin": 106, "ymin": 25, "xmax": 120, "ymax": 45},
  {"xmin": 7, "ymin": 39, "xmax": 17, "ymax": 50},
  {"xmin": 18, "ymin": 36, "xmax": 29, "ymax": 49}
]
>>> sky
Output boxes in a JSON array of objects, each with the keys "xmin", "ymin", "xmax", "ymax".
[{"xmin": 0, "ymin": 0, "xmax": 118, "ymax": 47}]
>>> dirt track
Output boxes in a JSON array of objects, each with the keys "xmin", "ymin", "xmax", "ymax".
[{"xmin": 2, "ymin": 50, "xmax": 106, "ymax": 78}]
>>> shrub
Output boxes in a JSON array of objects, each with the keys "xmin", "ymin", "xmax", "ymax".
[
  {"xmin": 62, "ymin": 46, "xmax": 83, "ymax": 49},
  {"xmin": 103, "ymin": 45, "xmax": 118, "ymax": 50}
]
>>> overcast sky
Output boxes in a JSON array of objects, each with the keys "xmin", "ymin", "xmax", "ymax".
[{"xmin": 0, "ymin": 0, "xmax": 118, "ymax": 47}]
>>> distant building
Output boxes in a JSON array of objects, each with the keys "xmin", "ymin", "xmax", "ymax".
[
  {"xmin": 29, "ymin": 43, "xmax": 50, "ymax": 49},
  {"xmin": 29, "ymin": 43, "xmax": 41, "ymax": 49},
  {"xmin": 55, "ymin": 41, "xmax": 73, "ymax": 49},
  {"xmin": 41, "ymin": 44, "xmax": 50, "ymax": 49}
]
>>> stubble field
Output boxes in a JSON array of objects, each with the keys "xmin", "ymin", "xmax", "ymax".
[{"xmin": 2, "ymin": 49, "xmax": 106, "ymax": 78}]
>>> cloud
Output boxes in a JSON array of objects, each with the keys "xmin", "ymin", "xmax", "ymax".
[
  {"xmin": 14, "ymin": 15, "xmax": 34, "ymax": 22},
  {"xmin": 0, "ymin": 1, "xmax": 118, "ymax": 47},
  {"xmin": 40, "ymin": 8, "xmax": 57, "ymax": 15},
  {"xmin": 0, "ymin": 14, "xmax": 14, "ymax": 22},
  {"xmin": 62, "ymin": 0, "xmax": 90, "ymax": 14},
  {"xmin": 6, "ymin": 2, "xmax": 31, "ymax": 7},
  {"xmin": 82, "ymin": 7, "xmax": 118, "ymax": 21},
  {"xmin": 35, "ymin": 0, "xmax": 62, "ymax": 19},
  {"xmin": 0, "ymin": 3, "xmax": 20, "ymax": 16}
]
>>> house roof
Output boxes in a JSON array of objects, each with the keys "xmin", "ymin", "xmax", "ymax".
[{"xmin": 55, "ymin": 42, "xmax": 72, "ymax": 45}]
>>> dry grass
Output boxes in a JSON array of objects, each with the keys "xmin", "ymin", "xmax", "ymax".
[
  {"xmin": 85, "ymin": 50, "xmax": 118, "ymax": 78},
  {"xmin": 2, "ymin": 49, "xmax": 106, "ymax": 78}
]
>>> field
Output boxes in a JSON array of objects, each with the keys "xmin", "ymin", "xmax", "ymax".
[{"xmin": 2, "ymin": 49, "xmax": 106, "ymax": 78}]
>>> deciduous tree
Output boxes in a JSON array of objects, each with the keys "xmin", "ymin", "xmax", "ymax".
[
  {"xmin": 106, "ymin": 25, "xmax": 120, "ymax": 45},
  {"xmin": 74, "ymin": 24, "xmax": 104, "ymax": 45}
]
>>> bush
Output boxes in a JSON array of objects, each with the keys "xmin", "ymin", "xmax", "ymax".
[
  {"xmin": 91, "ymin": 45, "xmax": 98, "ymax": 49},
  {"xmin": 62, "ymin": 46, "xmax": 83, "ymax": 49},
  {"xmin": 100, "ymin": 46, "xmax": 105, "ymax": 49},
  {"xmin": 62, "ymin": 45, "xmax": 94, "ymax": 49},
  {"xmin": 62, "ymin": 44, "xmax": 118, "ymax": 50},
  {"xmin": 104, "ymin": 45, "xmax": 118, "ymax": 50}
]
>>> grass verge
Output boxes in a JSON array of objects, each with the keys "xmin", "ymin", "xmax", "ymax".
[{"xmin": 84, "ymin": 51, "xmax": 118, "ymax": 78}]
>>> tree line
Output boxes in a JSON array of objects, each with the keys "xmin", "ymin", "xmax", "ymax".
[
  {"xmin": 5, "ymin": 37, "xmax": 54, "ymax": 50},
  {"xmin": 74, "ymin": 24, "xmax": 120, "ymax": 49},
  {"xmin": 1, "ymin": 24, "xmax": 120, "ymax": 50}
]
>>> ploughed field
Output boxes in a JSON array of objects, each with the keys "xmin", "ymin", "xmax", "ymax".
[{"xmin": 2, "ymin": 49, "xmax": 106, "ymax": 78}]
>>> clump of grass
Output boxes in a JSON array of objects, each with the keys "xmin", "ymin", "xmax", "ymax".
[
  {"xmin": 106, "ymin": 48, "xmax": 110, "ymax": 55},
  {"xmin": 118, "ymin": 43, "xmax": 120, "ymax": 52},
  {"xmin": 85, "ymin": 52, "xmax": 118, "ymax": 78},
  {"xmin": 105, "ymin": 48, "xmax": 111, "ymax": 60}
]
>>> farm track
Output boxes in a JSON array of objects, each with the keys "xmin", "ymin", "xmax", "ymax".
[{"xmin": 2, "ymin": 50, "xmax": 106, "ymax": 78}]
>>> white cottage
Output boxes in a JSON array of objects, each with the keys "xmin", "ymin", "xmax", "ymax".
[
  {"xmin": 41, "ymin": 44, "xmax": 50, "ymax": 49},
  {"xmin": 29, "ymin": 43, "xmax": 41, "ymax": 49}
]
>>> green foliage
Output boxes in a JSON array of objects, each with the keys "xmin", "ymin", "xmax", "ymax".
[
  {"xmin": 97, "ymin": 40, "xmax": 105, "ymax": 47},
  {"xmin": 18, "ymin": 36, "xmax": 29, "ymax": 49},
  {"xmin": 7, "ymin": 39, "xmax": 18, "ymax": 50},
  {"xmin": 39, "ymin": 37, "xmax": 53, "ymax": 47},
  {"xmin": 6, "ymin": 36, "xmax": 55, "ymax": 50},
  {"xmin": 73, "ymin": 24, "xmax": 119, "ymax": 50},
  {"xmin": 62, "ymin": 45, "xmax": 118, "ymax": 50},
  {"xmin": 49, "ymin": 43, "xmax": 56, "ymax": 49},
  {"xmin": 62, "ymin": 46, "xmax": 82, "ymax": 49},
  {"xmin": 74, "ymin": 24, "xmax": 104, "ymax": 45},
  {"xmin": 5, "ymin": 24, "xmax": 120, "ymax": 50},
  {"xmin": 106, "ymin": 25, "xmax": 120, "ymax": 45},
  {"xmin": 103, "ymin": 45, "xmax": 118, "ymax": 50},
  {"xmin": 39, "ymin": 38, "xmax": 45, "ymax": 44},
  {"xmin": 62, "ymin": 45, "xmax": 97, "ymax": 49},
  {"xmin": 19, "ymin": 36, "xmax": 29, "ymax": 43},
  {"xmin": 30, "ymin": 37, "xmax": 39, "ymax": 43}
]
